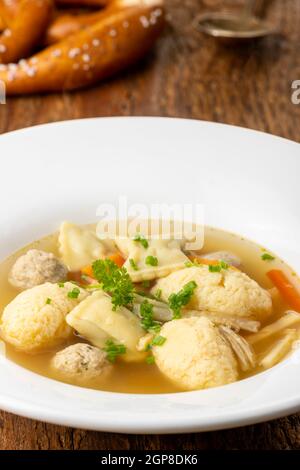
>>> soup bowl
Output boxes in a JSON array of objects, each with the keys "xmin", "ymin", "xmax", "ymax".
[{"xmin": 0, "ymin": 117, "xmax": 300, "ymax": 433}]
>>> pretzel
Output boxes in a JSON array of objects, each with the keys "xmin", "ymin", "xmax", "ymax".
[
  {"xmin": 44, "ymin": 0, "xmax": 131, "ymax": 45},
  {"xmin": 0, "ymin": 0, "xmax": 53, "ymax": 63},
  {"xmin": 0, "ymin": 0, "xmax": 18, "ymax": 26},
  {"xmin": 0, "ymin": 0, "xmax": 164, "ymax": 94},
  {"xmin": 55, "ymin": 0, "xmax": 110, "ymax": 6},
  {"xmin": 44, "ymin": 12, "xmax": 102, "ymax": 45}
]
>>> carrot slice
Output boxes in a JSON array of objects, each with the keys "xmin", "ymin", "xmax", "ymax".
[
  {"xmin": 81, "ymin": 253, "xmax": 125, "ymax": 278},
  {"xmin": 107, "ymin": 252, "xmax": 125, "ymax": 267},
  {"xmin": 188, "ymin": 256, "xmax": 219, "ymax": 266},
  {"xmin": 67, "ymin": 271, "xmax": 90, "ymax": 285},
  {"xmin": 267, "ymin": 269, "xmax": 300, "ymax": 312},
  {"xmin": 188, "ymin": 256, "xmax": 239, "ymax": 271},
  {"xmin": 81, "ymin": 265, "xmax": 94, "ymax": 278}
]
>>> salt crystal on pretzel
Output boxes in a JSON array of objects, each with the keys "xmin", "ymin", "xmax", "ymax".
[
  {"xmin": 0, "ymin": 0, "xmax": 53, "ymax": 64},
  {"xmin": 0, "ymin": 0, "xmax": 165, "ymax": 94},
  {"xmin": 43, "ymin": 0, "xmax": 156, "ymax": 46}
]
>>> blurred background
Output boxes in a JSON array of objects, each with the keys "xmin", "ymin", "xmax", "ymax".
[{"xmin": 0, "ymin": 0, "xmax": 299, "ymax": 142}]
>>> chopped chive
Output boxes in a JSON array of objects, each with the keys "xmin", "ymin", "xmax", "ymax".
[
  {"xmin": 168, "ymin": 280, "xmax": 197, "ymax": 319},
  {"xmin": 208, "ymin": 260, "xmax": 228, "ymax": 272},
  {"xmin": 140, "ymin": 300, "xmax": 161, "ymax": 333},
  {"xmin": 146, "ymin": 355, "xmax": 155, "ymax": 365},
  {"xmin": 209, "ymin": 264, "xmax": 221, "ymax": 272},
  {"xmin": 145, "ymin": 255, "xmax": 158, "ymax": 267},
  {"xmin": 142, "ymin": 280, "xmax": 151, "ymax": 288},
  {"xmin": 46, "ymin": 298, "xmax": 52, "ymax": 305},
  {"xmin": 85, "ymin": 283, "xmax": 103, "ymax": 290},
  {"xmin": 185, "ymin": 261, "xmax": 194, "ymax": 267},
  {"xmin": 220, "ymin": 260, "xmax": 229, "ymax": 269},
  {"xmin": 151, "ymin": 335, "xmax": 166, "ymax": 346},
  {"xmin": 261, "ymin": 253, "xmax": 275, "ymax": 261},
  {"xmin": 103, "ymin": 339, "xmax": 126, "ymax": 363},
  {"xmin": 133, "ymin": 234, "xmax": 149, "ymax": 249},
  {"xmin": 67, "ymin": 287, "xmax": 81, "ymax": 299},
  {"xmin": 155, "ymin": 288, "xmax": 162, "ymax": 300},
  {"xmin": 129, "ymin": 258, "xmax": 139, "ymax": 271},
  {"xmin": 136, "ymin": 291, "xmax": 147, "ymax": 297}
]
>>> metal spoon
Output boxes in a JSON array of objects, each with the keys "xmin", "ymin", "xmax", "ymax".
[{"xmin": 194, "ymin": 0, "xmax": 276, "ymax": 41}]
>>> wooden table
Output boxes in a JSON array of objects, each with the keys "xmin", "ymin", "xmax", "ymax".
[{"xmin": 0, "ymin": 0, "xmax": 300, "ymax": 450}]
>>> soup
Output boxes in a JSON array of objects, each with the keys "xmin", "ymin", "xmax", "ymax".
[{"xmin": 0, "ymin": 222, "xmax": 299, "ymax": 394}]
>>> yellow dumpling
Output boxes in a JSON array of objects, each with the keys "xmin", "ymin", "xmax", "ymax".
[
  {"xmin": 153, "ymin": 317, "xmax": 238, "ymax": 390},
  {"xmin": 152, "ymin": 266, "xmax": 272, "ymax": 320},
  {"xmin": 0, "ymin": 282, "xmax": 88, "ymax": 353}
]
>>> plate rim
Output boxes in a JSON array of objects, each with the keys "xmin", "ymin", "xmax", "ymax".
[
  {"xmin": 0, "ymin": 116, "xmax": 300, "ymax": 433},
  {"xmin": 1, "ymin": 115, "xmax": 300, "ymax": 148}
]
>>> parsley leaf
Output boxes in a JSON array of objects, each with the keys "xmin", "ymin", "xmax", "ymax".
[
  {"xmin": 46, "ymin": 298, "xmax": 52, "ymax": 305},
  {"xmin": 261, "ymin": 253, "xmax": 275, "ymax": 261},
  {"xmin": 129, "ymin": 258, "xmax": 139, "ymax": 271},
  {"xmin": 133, "ymin": 234, "xmax": 149, "ymax": 249},
  {"xmin": 67, "ymin": 287, "xmax": 81, "ymax": 299},
  {"xmin": 140, "ymin": 300, "xmax": 161, "ymax": 333},
  {"xmin": 92, "ymin": 259, "xmax": 135, "ymax": 310},
  {"xmin": 58, "ymin": 282, "xmax": 65, "ymax": 288},
  {"xmin": 103, "ymin": 339, "xmax": 126, "ymax": 363},
  {"xmin": 168, "ymin": 281, "xmax": 197, "ymax": 319},
  {"xmin": 145, "ymin": 255, "xmax": 158, "ymax": 266}
]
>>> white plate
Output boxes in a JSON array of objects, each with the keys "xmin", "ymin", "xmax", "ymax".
[{"xmin": 0, "ymin": 117, "xmax": 300, "ymax": 434}]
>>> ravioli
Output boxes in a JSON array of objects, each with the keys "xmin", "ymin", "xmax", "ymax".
[
  {"xmin": 1, "ymin": 220, "xmax": 296, "ymax": 394},
  {"xmin": 115, "ymin": 236, "xmax": 189, "ymax": 282},
  {"xmin": 66, "ymin": 290, "xmax": 146, "ymax": 362},
  {"xmin": 59, "ymin": 221, "xmax": 114, "ymax": 271}
]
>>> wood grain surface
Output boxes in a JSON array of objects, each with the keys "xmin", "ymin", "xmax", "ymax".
[{"xmin": 0, "ymin": 0, "xmax": 300, "ymax": 450}]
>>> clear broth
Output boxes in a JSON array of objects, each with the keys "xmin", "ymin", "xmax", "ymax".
[{"xmin": 0, "ymin": 226, "xmax": 298, "ymax": 394}]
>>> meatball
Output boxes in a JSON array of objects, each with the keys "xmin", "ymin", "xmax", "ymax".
[
  {"xmin": 153, "ymin": 317, "xmax": 238, "ymax": 390},
  {"xmin": 9, "ymin": 249, "xmax": 68, "ymax": 290},
  {"xmin": 151, "ymin": 266, "xmax": 272, "ymax": 320},
  {"xmin": 52, "ymin": 343, "xmax": 112, "ymax": 381},
  {"xmin": 0, "ymin": 282, "xmax": 88, "ymax": 353}
]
